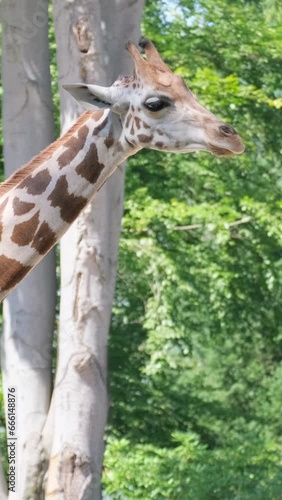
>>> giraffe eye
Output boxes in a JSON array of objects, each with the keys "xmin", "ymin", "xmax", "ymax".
[{"xmin": 144, "ymin": 97, "xmax": 170, "ymax": 112}]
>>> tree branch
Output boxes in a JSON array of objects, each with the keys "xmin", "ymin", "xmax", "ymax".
[
  {"xmin": 173, "ymin": 223, "xmax": 202, "ymax": 231},
  {"xmin": 174, "ymin": 216, "xmax": 252, "ymax": 231}
]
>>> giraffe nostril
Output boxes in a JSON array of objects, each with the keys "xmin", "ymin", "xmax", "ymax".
[{"xmin": 220, "ymin": 124, "xmax": 238, "ymax": 136}]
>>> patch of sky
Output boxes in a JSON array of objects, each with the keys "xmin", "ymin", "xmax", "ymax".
[{"xmin": 161, "ymin": 0, "xmax": 209, "ymax": 28}]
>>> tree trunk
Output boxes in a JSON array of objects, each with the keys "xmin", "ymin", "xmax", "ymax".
[
  {"xmin": 1, "ymin": 0, "xmax": 56, "ymax": 497},
  {"xmin": 46, "ymin": 1, "xmax": 144, "ymax": 498}
]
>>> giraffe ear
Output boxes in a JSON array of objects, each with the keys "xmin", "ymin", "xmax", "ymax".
[{"xmin": 62, "ymin": 83, "xmax": 113, "ymax": 110}]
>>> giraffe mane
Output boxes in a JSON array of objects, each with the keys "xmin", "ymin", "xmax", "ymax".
[{"xmin": 0, "ymin": 111, "xmax": 93, "ymax": 199}]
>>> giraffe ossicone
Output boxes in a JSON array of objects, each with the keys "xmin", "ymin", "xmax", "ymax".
[{"xmin": 0, "ymin": 38, "xmax": 244, "ymax": 301}]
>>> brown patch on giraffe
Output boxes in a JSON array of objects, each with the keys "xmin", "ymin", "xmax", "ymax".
[
  {"xmin": 0, "ymin": 198, "xmax": 8, "ymax": 241},
  {"xmin": 0, "ymin": 112, "xmax": 95, "ymax": 198},
  {"xmin": 76, "ymin": 143, "xmax": 105, "ymax": 184},
  {"xmin": 19, "ymin": 169, "xmax": 52, "ymax": 196},
  {"xmin": 134, "ymin": 116, "xmax": 141, "ymax": 130},
  {"xmin": 130, "ymin": 123, "xmax": 135, "ymax": 136},
  {"xmin": 0, "ymin": 255, "xmax": 32, "ymax": 295},
  {"xmin": 58, "ymin": 124, "xmax": 89, "ymax": 169},
  {"xmin": 93, "ymin": 114, "xmax": 108, "ymax": 135},
  {"xmin": 11, "ymin": 211, "xmax": 40, "ymax": 247},
  {"xmin": 155, "ymin": 141, "xmax": 164, "ymax": 148},
  {"xmin": 48, "ymin": 176, "xmax": 88, "ymax": 224},
  {"xmin": 104, "ymin": 137, "xmax": 114, "ymax": 149},
  {"xmin": 13, "ymin": 197, "xmax": 35, "ymax": 216},
  {"xmin": 0, "ymin": 222, "xmax": 4, "ymax": 241},
  {"xmin": 143, "ymin": 122, "xmax": 150, "ymax": 129},
  {"xmin": 156, "ymin": 128, "xmax": 164, "ymax": 135},
  {"xmin": 125, "ymin": 113, "xmax": 132, "ymax": 128},
  {"xmin": 32, "ymin": 221, "xmax": 57, "ymax": 255},
  {"xmin": 138, "ymin": 134, "xmax": 153, "ymax": 143}
]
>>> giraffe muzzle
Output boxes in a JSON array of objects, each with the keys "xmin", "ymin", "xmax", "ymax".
[{"xmin": 208, "ymin": 123, "xmax": 245, "ymax": 157}]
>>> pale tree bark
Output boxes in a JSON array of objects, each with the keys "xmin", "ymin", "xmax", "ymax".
[
  {"xmin": 46, "ymin": 1, "xmax": 144, "ymax": 498},
  {"xmin": 1, "ymin": 0, "xmax": 56, "ymax": 498}
]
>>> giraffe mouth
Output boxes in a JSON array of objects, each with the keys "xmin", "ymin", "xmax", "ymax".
[{"xmin": 208, "ymin": 144, "xmax": 236, "ymax": 157}]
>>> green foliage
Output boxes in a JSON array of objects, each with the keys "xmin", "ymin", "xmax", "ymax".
[
  {"xmin": 105, "ymin": 0, "xmax": 282, "ymax": 497},
  {"xmin": 48, "ymin": 4, "xmax": 60, "ymax": 138},
  {"xmin": 104, "ymin": 433, "xmax": 282, "ymax": 499}
]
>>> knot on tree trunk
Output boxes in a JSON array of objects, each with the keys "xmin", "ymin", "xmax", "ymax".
[
  {"xmin": 74, "ymin": 352, "xmax": 95, "ymax": 373},
  {"xmin": 58, "ymin": 447, "xmax": 97, "ymax": 500},
  {"xmin": 72, "ymin": 16, "xmax": 92, "ymax": 54},
  {"xmin": 72, "ymin": 16, "xmax": 96, "ymax": 82}
]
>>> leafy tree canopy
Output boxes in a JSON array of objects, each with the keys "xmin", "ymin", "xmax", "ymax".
[{"xmin": 104, "ymin": 0, "xmax": 282, "ymax": 497}]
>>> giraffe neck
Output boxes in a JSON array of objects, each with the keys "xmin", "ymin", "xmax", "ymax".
[{"xmin": 0, "ymin": 110, "xmax": 135, "ymax": 300}]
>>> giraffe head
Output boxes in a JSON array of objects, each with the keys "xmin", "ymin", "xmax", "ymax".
[{"xmin": 64, "ymin": 38, "xmax": 244, "ymax": 157}]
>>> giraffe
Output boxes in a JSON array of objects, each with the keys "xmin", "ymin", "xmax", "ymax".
[{"xmin": 0, "ymin": 38, "xmax": 244, "ymax": 301}]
